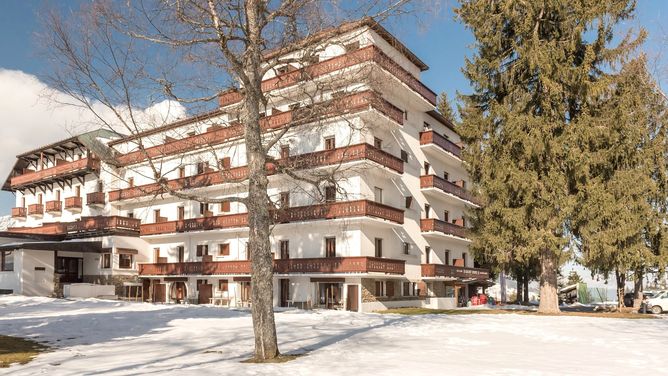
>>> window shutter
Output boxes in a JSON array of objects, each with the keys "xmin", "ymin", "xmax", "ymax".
[{"xmin": 196, "ymin": 245, "xmax": 203, "ymax": 257}]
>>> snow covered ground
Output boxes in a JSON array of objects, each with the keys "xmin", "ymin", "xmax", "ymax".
[{"xmin": 0, "ymin": 296, "xmax": 666, "ymax": 375}]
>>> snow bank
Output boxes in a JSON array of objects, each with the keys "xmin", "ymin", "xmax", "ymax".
[{"xmin": 0, "ymin": 296, "xmax": 666, "ymax": 375}]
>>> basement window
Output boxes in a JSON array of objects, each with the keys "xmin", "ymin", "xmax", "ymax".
[{"xmin": 0, "ymin": 251, "xmax": 14, "ymax": 272}]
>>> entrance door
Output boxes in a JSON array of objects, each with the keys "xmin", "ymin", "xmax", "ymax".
[
  {"xmin": 280, "ymin": 279, "xmax": 290, "ymax": 307},
  {"xmin": 170, "ymin": 282, "xmax": 187, "ymax": 303},
  {"xmin": 318, "ymin": 283, "xmax": 342, "ymax": 309},
  {"xmin": 346, "ymin": 284, "xmax": 359, "ymax": 312},
  {"xmin": 240, "ymin": 282, "xmax": 252, "ymax": 306},
  {"xmin": 198, "ymin": 283, "xmax": 213, "ymax": 305},
  {"xmin": 55, "ymin": 257, "xmax": 83, "ymax": 283},
  {"xmin": 153, "ymin": 283, "xmax": 166, "ymax": 303}
]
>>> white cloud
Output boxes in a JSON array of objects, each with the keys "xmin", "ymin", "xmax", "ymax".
[{"xmin": 0, "ymin": 69, "xmax": 187, "ymax": 182}]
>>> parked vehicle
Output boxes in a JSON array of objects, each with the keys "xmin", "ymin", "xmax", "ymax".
[
  {"xmin": 644, "ymin": 291, "xmax": 668, "ymax": 314},
  {"xmin": 623, "ymin": 292, "xmax": 656, "ymax": 308}
]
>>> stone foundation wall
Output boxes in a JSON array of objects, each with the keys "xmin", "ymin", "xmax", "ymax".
[
  {"xmin": 83, "ymin": 275, "xmax": 140, "ymax": 296},
  {"xmin": 361, "ymin": 278, "xmax": 376, "ymax": 303},
  {"xmin": 361, "ymin": 279, "xmax": 420, "ymax": 303}
]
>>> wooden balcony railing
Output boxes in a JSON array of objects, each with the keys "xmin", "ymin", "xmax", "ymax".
[
  {"xmin": 420, "ymin": 175, "xmax": 479, "ymax": 205},
  {"xmin": 45, "ymin": 200, "xmax": 62, "ymax": 213},
  {"xmin": 139, "ymin": 256, "xmax": 405, "ymax": 276},
  {"xmin": 109, "ymin": 143, "xmax": 403, "ymax": 202},
  {"xmin": 87, "ymin": 192, "xmax": 106, "ymax": 206},
  {"xmin": 419, "ymin": 130, "xmax": 462, "ymax": 159},
  {"xmin": 141, "ymin": 200, "xmax": 403, "ymax": 236},
  {"xmin": 421, "ymin": 264, "xmax": 489, "ymax": 280},
  {"xmin": 64, "ymin": 196, "xmax": 83, "ymax": 211},
  {"xmin": 420, "ymin": 218, "xmax": 468, "ymax": 240},
  {"xmin": 218, "ymin": 45, "xmax": 437, "ymax": 107},
  {"xmin": 10, "ymin": 158, "xmax": 100, "ymax": 188},
  {"xmin": 115, "ymin": 91, "xmax": 401, "ymax": 167},
  {"xmin": 274, "ymin": 256, "xmax": 405, "ymax": 275},
  {"xmin": 28, "ymin": 204, "xmax": 44, "ymax": 216},
  {"xmin": 11, "ymin": 207, "xmax": 26, "ymax": 218},
  {"xmin": 6, "ymin": 216, "xmax": 141, "ymax": 238}
]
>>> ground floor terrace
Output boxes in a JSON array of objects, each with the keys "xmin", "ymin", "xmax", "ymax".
[
  {"xmin": 1, "ymin": 296, "xmax": 666, "ymax": 375},
  {"xmin": 137, "ymin": 258, "xmax": 490, "ymax": 312}
]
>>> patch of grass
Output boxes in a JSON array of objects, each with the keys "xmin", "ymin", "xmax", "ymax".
[
  {"xmin": 0, "ymin": 335, "xmax": 48, "ymax": 368},
  {"xmin": 377, "ymin": 307, "xmax": 656, "ymax": 319},
  {"xmin": 241, "ymin": 353, "xmax": 305, "ymax": 364}
]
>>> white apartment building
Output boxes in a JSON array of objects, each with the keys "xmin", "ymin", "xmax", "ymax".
[{"xmin": 0, "ymin": 19, "xmax": 489, "ymax": 312}]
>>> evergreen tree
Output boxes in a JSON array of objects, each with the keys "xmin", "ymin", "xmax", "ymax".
[
  {"xmin": 572, "ymin": 57, "xmax": 668, "ymax": 308},
  {"xmin": 456, "ymin": 0, "xmax": 639, "ymax": 313},
  {"xmin": 566, "ymin": 270, "xmax": 584, "ymax": 286},
  {"xmin": 437, "ymin": 92, "xmax": 457, "ymax": 125}
]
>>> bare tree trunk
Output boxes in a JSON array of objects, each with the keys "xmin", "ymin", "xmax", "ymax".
[
  {"xmin": 633, "ymin": 268, "xmax": 644, "ymax": 310},
  {"xmin": 522, "ymin": 269, "xmax": 530, "ymax": 305},
  {"xmin": 244, "ymin": 1, "xmax": 279, "ymax": 361},
  {"xmin": 515, "ymin": 271, "xmax": 523, "ymax": 304},
  {"xmin": 615, "ymin": 269, "xmax": 626, "ymax": 309},
  {"xmin": 538, "ymin": 250, "xmax": 560, "ymax": 313}
]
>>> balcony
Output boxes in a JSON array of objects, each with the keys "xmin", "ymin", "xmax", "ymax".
[
  {"xmin": 6, "ymin": 216, "xmax": 141, "ymax": 239},
  {"xmin": 10, "ymin": 158, "xmax": 100, "ymax": 189},
  {"xmin": 419, "ymin": 130, "xmax": 462, "ymax": 160},
  {"xmin": 45, "ymin": 200, "xmax": 62, "ymax": 214},
  {"xmin": 115, "ymin": 91, "xmax": 401, "ymax": 167},
  {"xmin": 420, "ymin": 175, "xmax": 480, "ymax": 206},
  {"xmin": 421, "ymin": 264, "xmax": 489, "ymax": 280},
  {"xmin": 218, "ymin": 45, "xmax": 437, "ymax": 107},
  {"xmin": 110, "ymin": 143, "xmax": 403, "ymax": 202},
  {"xmin": 64, "ymin": 196, "xmax": 83, "ymax": 212},
  {"xmin": 87, "ymin": 192, "xmax": 106, "ymax": 207},
  {"xmin": 28, "ymin": 204, "xmax": 44, "ymax": 217},
  {"xmin": 420, "ymin": 218, "xmax": 469, "ymax": 240},
  {"xmin": 138, "ymin": 256, "xmax": 405, "ymax": 276},
  {"xmin": 11, "ymin": 207, "xmax": 26, "ymax": 219},
  {"xmin": 141, "ymin": 200, "xmax": 404, "ymax": 236}
]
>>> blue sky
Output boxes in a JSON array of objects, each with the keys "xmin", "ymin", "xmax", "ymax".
[{"xmin": 0, "ymin": 1, "xmax": 666, "ymax": 216}]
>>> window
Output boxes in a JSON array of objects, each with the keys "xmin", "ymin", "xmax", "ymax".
[
  {"xmin": 324, "ymin": 136, "xmax": 335, "ymax": 150},
  {"xmin": 219, "ymin": 280, "xmax": 229, "ymax": 292},
  {"xmin": 425, "ymin": 246, "xmax": 431, "ymax": 264},
  {"xmin": 325, "ymin": 186, "xmax": 336, "ymax": 203},
  {"xmin": 97, "ymin": 182, "xmax": 103, "ymax": 192},
  {"xmin": 276, "ymin": 65, "xmax": 290, "ymax": 75},
  {"xmin": 462, "ymin": 252, "xmax": 467, "ymax": 267},
  {"xmin": 375, "ymin": 281, "xmax": 386, "ymax": 297},
  {"xmin": 220, "ymin": 200, "xmax": 231, "ymax": 213},
  {"xmin": 403, "ymin": 282, "xmax": 418, "ymax": 297},
  {"xmin": 127, "ymin": 178, "xmax": 134, "ymax": 188},
  {"xmin": 37, "ymin": 193, "xmax": 43, "ymax": 205},
  {"xmin": 220, "ymin": 157, "xmax": 231, "ymax": 169},
  {"xmin": 424, "ymin": 162, "xmax": 431, "ymax": 175},
  {"xmin": 55, "ymin": 190, "xmax": 61, "ymax": 201},
  {"xmin": 177, "ymin": 206, "xmax": 185, "ymax": 220},
  {"xmin": 127, "ymin": 211, "xmax": 134, "ymax": 219},
  {"xmin": 153, "ymin": 248, "xmax": 160, "ymax": 262},
  {"xmin": 374, "ymin": 187, "xmax": 383, "ymax": 203},
  {"xmin": 101, "ymin": 253, "xmax": 111, "ymax": 269},
  {"xmin": 279, "ymin": 192, "xmax": 290, "ymax": 208},
  {"xmin": 280, "ymin": 145, "xmax": 290, "ymax": 159},
  {"xmin": 177, "ymin": 246, "xmax": 185, "ymax": 263},
  {"xmin": 443, "ymin": 171, "xmax": 449, "ymax": 181},
  {"xmin": 196, "ymin": 244, "xmax": 209, "ymax": 257},
  {"xmin": 154, "ymin": 209, "xmax": 162, "ymax": 223},
  {"xmin": 400, "ymin": 150, "xmax": 408, "ymax": 163},
  {"xmin": 325, "ymin": 237, "xmax": 336, "ymax": 258},
  {"xmin": 445, "ymin": 250, "xmax": 450, "ymax": 265},
  {"xmin": 1, "ymin": 251, "xmax": 14, "ymax": 271},
  {"xmin": 119, "ymin": 254, "xmax": 133, "ymax": 269},
  {"xmin": 403, "ymin": 242, "xmax": 410, "ymax": 255},
  {"xmin": 405, "ymin": 196, "xmax": 413, "ymax": 209},
  {"xmin": 197, "ymin": 161, "xmax": 209, "ymax": 174},
  {"xmin": 374, "ymin": 238, "xmax": 383, "ymax": 258},
  {"xmin": 200, "ymin": 202, "xmax": 210, "ymax": 215},
  {"xmin": 245, "ymin": 243, "xmax": 251, "ymax": 260},
  {"xmin": 443, "ymin": 210, "xmax": 449, "ymax": 222},
  {"xmin": 423, "ymin": 122, "xmax": 431, "ymax": 130},
  {"xmin": 21, "ymin": 197, "xmax": 26, "ymax": 208},
  {"xmin": 404, "ymin": 110, "xmax": 408, "ymax": 120},
  {"xmin": 424, "ymin": 204, "xmax": 430, "ymax": 218},
  {"xmin": 374, "ymin": 137, "xmax": 382, "ymax": 149},
  {"xmin": 280, "ymin": 240, "xmax": 289, "ymax": 259},
  {"xmin": 178, "ymin": 166, "xmax": 186, "ymax": 179},
  {"xmin": 219, "ymin": 243, "xmax": 230, "ymax": 256}
]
